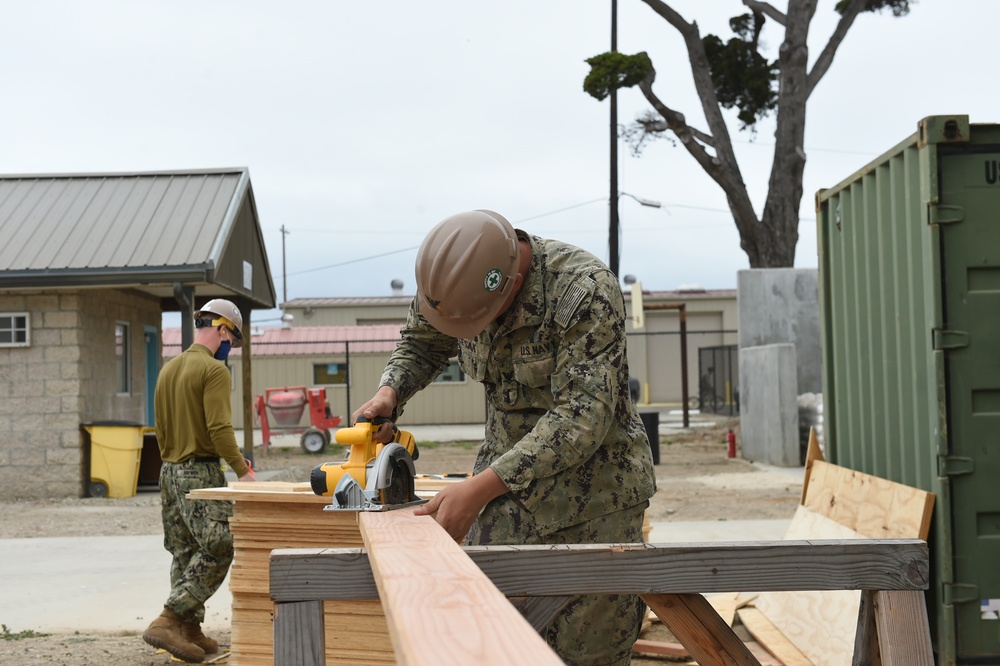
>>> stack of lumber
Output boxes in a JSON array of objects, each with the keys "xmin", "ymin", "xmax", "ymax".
[
  {"xmin": 735, "ymin": 431, "xmax": 935, "ymax": 666},
  {"xmin": 190, "ymin": 482, "xmax": 394, "ymax": 665}
]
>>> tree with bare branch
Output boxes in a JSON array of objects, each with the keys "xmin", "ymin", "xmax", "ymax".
[{"xmin": 584, "ymin": 0, "xmax": 911, "ymax": 268}]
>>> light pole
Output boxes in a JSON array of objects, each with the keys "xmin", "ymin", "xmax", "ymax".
[
  {"xmin": 609, "ymin": 0, "xmax": 620, "ymax": 277},
  {"xmin": 609, "ymin": 1, "xmax": 661, "ymax": 277}
]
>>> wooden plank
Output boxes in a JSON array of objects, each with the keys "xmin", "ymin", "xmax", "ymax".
[
  {"xmin": 708, "ymin": 592, "xmax": 741, "ymax": 627},
  {"xmin": 800, "ymin": 427, "xmax": 826, "ymax": 505},
  {"xmin": 802, "ymin": 461, "xmax": 935, "ymax": 540},
  {"xmin": 359, "ymin": 509, "xmax": 564, "ymax": 666},
  {"xmin": 270, "ymin": 539, "xmax": 930, "ymax": 602},
  {"xmin": 738, "ymin": 607, "xmax": 812, "ymax": 666},
  {"xmin": 643, "ymin": 593, "xmax": 760, "ymax": 666},
  {"xmin": 874, "ymin": 590, "xmax": 934, "ymax": 666},
  {"xmin": 273, "ymin": 600, "xmax": 324, "ymax": 666},
  {"xmin": 853, "ymin": 589, "xmax": 881, "ymax": 666},
  {"xmin": 212, "ymin": 487, "xmax": 397, "ymax": 666},
  {"xmin": 632, "ymin": 638, "xmax": 688, "ymax": 658}
]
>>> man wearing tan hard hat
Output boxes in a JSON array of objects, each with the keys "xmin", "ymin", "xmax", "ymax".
[{"xmin": 354, "ymin": 210, "xmax": 655, "ymax": 665}]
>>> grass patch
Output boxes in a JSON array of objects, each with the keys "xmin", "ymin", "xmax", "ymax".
[
  {"xmin": 65, "ymin": 636, "xmax": 99, "ymax": 644},
  {"xmin": 1, "ymin": 624, "xmax": 50, "ymax": 641}
]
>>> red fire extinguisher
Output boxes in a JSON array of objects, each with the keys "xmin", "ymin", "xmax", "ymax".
[{"xmin": 727, "ymin": 429, "xmax": 737, "ymax": 459}]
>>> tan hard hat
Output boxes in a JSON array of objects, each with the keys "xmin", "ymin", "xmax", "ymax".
[
  {"xmin": 415, "ymin": 209, "xmax": 520, "ymax": 339},
  {"xmin": 197, "ymin": 298, "xmax": 245, "ymax": 347}
]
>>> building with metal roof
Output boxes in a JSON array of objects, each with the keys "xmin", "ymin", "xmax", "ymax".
[
  {"xmin": 0, "ymin": 168, "xmax": 276, "ymax": 500},
  {"xmin": 279, "ymin": 288, "xmax": 740, "ymax": 419}
]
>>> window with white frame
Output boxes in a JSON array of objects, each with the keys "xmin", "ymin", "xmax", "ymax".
[
  {"xmin": 115, "ymin": 322, "xmax": 130, "ymax": 394},
  {"xmin": 0, "ymin": 313, "xmax": 30, "ymax": 347}
]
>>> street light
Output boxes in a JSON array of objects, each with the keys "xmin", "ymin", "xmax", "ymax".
[
  {"xmin": 612, "ymin": 191, "xmax": 662, "ymax": 278},
  {"xmin": 620, "ymin": 192, "xmax": 662, "ymax": 209}
]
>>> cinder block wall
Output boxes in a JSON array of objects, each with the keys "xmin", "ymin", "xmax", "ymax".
[{"xmin": 0, "ymin": 289, "xmax": 160, "ymax": 499}]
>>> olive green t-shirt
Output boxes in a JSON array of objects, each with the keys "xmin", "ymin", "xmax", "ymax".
[{"xmin": 154, "ymin": 343, "xmax": 249, "ymax": 477}]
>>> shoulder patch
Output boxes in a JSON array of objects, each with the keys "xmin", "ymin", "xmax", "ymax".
[{"xmin": 554, "ymin": 277, "xmax": 595, "ymax": 328}]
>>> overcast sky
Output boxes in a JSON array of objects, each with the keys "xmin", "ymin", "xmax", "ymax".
[{"xmin": 2, "ymin": 1, "xmax": 995, "ymax": 325}]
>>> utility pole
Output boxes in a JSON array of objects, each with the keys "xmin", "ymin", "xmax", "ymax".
[
  {"xmin": 280, "ymin": 225, "xmax": 290, "ymax": 303},
  {"xmin": 609, "ymin": 0, "xmax": 620, "ymax": 278}
]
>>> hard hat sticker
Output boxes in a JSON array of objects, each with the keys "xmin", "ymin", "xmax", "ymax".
[{"xmin": 484, "ymin": 268, "xmax": 503, "ymax": 292}]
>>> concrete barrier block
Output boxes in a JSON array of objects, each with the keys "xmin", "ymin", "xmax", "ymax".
[{"xmin": 738, "ymin": 343, "xmax": 800, "ymax": 466}]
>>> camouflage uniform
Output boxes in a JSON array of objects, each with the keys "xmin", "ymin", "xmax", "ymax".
[
  {"xmin": 159, "ymin": 460, "xmax": 233, "ymax": 623},
  {"xmin": 154, "ymin": 343, "xmax": 245, "ymax": 624},
  {"xmin": 381, "ymin": 231, "xmax": 656, "ymax": 665}
]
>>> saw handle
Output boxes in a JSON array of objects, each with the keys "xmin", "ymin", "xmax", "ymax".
[{"xmin": 355, "ymin": 414, "xmax": 399, "ymax": 443}]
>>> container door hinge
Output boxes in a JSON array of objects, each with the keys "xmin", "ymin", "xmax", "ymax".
[
  {"xmin": 928, "ymin": 203, "xmax": 965, "ymax": 226},
  {"xmin": 932, "ymin": 328, "xmax": 969, "ymax": 350},
  {"xmin": 938, "ymin": 455, "xmax": 975, "ymax": 477},
  {"xmin": 943, "ymin": 582, "xmax": 979, "ymax": 605}
]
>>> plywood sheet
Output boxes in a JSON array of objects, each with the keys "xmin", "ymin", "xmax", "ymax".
[
  {"xmin": 750, "ymin": 506, "xmax": 864, "ymax": 665},
  {"xmin": 750, "ymin": 462, "xmax": 935, "ymax": 666},
  {"xmin": 801, "ymin": 461, "xmax": 934, "ymax": 540}
]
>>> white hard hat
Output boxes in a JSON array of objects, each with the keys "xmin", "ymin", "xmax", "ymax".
[{"xmin": 196, "ymin": 298, "xmax": 245, "ymax": 348}]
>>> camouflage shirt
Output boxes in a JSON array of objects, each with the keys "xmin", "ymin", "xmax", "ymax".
[{"xmin": 380, "ymin": 231, "xmax": 656, "ymax": 534}]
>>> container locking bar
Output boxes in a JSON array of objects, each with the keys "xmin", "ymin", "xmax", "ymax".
[
  {"xmin": 938, "ymin": 455, "xmax": 974, "ymax": 477},
  {"xmin": 932, "ymin": 328, "xmax": 969, "ymax": 350},
  {"xmin": 943, "ymin": 582, "xmax": 978, "ymax": 605},
  {"xmin": 927, "ymin": 203, "xmax": 964, "ymax": 226}
]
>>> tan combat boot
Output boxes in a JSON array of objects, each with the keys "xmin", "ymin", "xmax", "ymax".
[
  {"xmin": 181, "ymin": 620, "xmax": 219, "ymax": 654},
  {"xmin": 142, "ymin": 607, "xmax": 206, "ymax": 663}
]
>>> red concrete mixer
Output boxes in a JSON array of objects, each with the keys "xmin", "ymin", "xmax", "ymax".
[{"xmin": 255, "ymin": 386, "xmax": 342, "ymax": 454}]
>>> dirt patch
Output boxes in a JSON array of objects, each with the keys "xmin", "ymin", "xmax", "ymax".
[{"xmin": 0, "ymin": 418, "xmax": 801, "ymax": 664}]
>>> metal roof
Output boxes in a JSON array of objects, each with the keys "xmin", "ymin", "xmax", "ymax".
[
  {"xmin": 283, "ymin": 296, "xmax": 414, "ymax": 308},
  {"xmin": 0, "ymin": 168, "xmax": 276, "ymax": 309},
  {"xmin": 284, "ymin": 290, "xmax": 739, "ymax": 309},
  {"xmin": 163, "ymin": 324, "xmax": 403, "ymax": 358}
]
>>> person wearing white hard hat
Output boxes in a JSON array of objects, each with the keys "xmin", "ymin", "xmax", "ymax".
[{"xmin": 142, "ymin": 298, "xmax": 256, "ymax": 663}]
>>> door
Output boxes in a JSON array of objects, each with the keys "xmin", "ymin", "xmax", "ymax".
[
  {"xmin": 144, "ymin": 326, "xmax": 159, "ymax": 426},
  {"xmin": 940, "ymin": 150, "xmax": 1000, "ymax": 658}
]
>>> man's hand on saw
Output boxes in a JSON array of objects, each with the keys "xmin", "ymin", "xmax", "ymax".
[
  {"xmin": 352, "ymin": 386, "xmax": 398, "ymax": 443},
  {"xmin": 415, "ymin": 467, "xmax": 509, "ymax": 542}
]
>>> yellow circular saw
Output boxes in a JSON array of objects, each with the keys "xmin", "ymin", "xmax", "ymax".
[{"xmin": 309, "ymin": 415, "xmax": 426, "ymax": 511}]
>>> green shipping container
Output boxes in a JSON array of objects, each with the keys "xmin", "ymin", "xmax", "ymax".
[{"xmin": 817, "ymin": 115, "xmax": 1000, "ymax": 664}]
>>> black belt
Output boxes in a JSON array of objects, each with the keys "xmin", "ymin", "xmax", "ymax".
[{"xmin": 192, "ymin": 456, "xmax": 220, "ymax": 464}]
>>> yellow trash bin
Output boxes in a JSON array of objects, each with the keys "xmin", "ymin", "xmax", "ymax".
[{"xmin": 83, "ymin": 421, "xmax": 146, "ymax": 498}]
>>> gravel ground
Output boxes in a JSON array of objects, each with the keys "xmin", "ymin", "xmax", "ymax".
[{"xmin": 0, "ymin": 418, "xmax": 803, "ymax": 664}]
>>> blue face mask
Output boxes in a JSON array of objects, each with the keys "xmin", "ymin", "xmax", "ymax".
[{"xmin": 214, "ymin": 340, "xmax": 231, "ymax": 362}]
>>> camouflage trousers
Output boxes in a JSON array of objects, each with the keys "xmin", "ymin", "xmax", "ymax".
[
  {"xmin": 159, "ymin": 460, "xmax": 234, "ymax": 624},
  {"xmin": 468, "ymin": 499, "xmax": 649, "ymax": 666}
]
